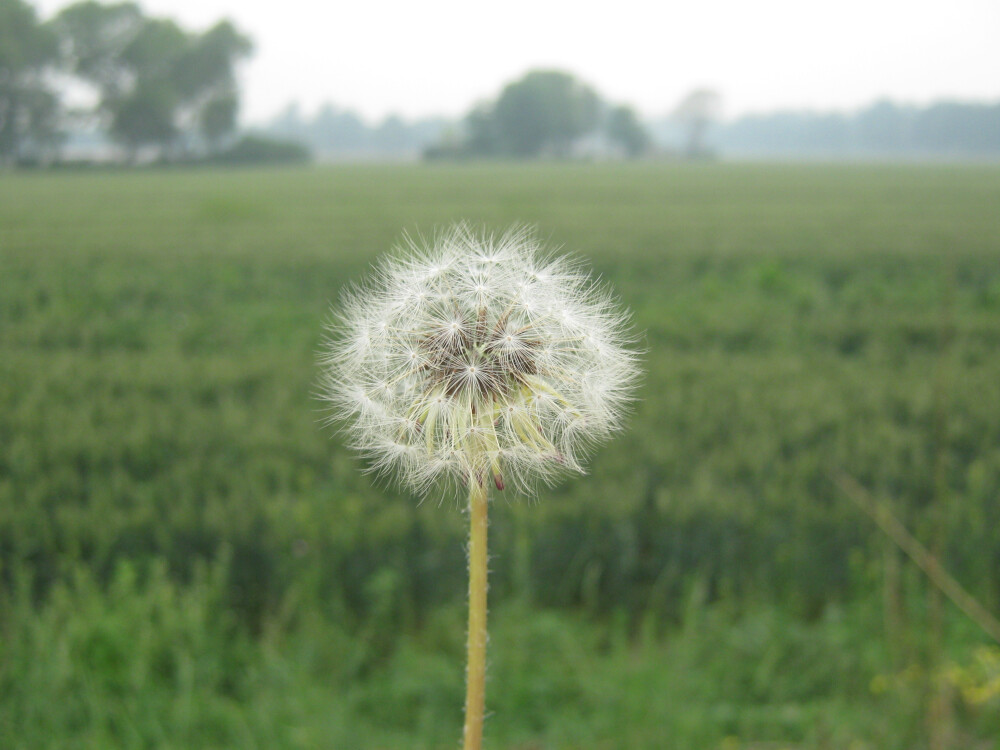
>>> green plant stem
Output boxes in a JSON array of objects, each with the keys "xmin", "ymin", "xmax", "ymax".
[
  {"xmin": 462, "ymin": 479, "xmax": 489, "ymax": 750},
  {"xmin": 834, "ymin": 472, "xmax": 1000, "ymax": 645}
]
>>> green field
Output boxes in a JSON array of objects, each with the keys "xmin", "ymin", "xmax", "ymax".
[{"xmin": 2, "ymin": 163, "xmax": 1000, "ymax": 749}]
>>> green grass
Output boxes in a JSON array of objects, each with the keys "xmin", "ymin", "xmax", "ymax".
[{"xmin": 2, "ymin": 162, "xmax": 1000, "ymax": 748}]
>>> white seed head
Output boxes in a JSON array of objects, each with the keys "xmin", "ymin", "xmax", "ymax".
[{"xmin": 319, "ymin": 225, "xmax": 641, "ymax": 496}]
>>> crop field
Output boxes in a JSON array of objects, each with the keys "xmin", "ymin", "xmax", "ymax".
[{"xmin": 1, "ymin": 162, "xmax": 1000, "ymax": 749}]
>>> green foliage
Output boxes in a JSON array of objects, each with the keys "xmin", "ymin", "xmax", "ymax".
[
  {"xmin": 209, "ymin": 134, "xmax": 311, "ymax": 165},
  {"xmin": 199, "ymin": 92, "xmax": 239, "ymax": 149},
  {"xmin": 2, "ymin": 565, "xmax": 996, "ymax": 749},
  {"xmin": 52, "ymin": 1, "xmax": 252, "ymax": 156},
  {"xmin": 433, "ymin": 70, "xmax": 654, "ymax": 160},
  {"xmin": 492, "ymin": 70, "xmax": 601, "ymax": 156},
  {"xmin": 719, "ymin": 99, "xmax": 1000, "ymax": 157},
  {"xmin": 453, "ymin": 70, "xmax": 609, "ymax": 158},
  {"xmin": 1, "ymin": 558, "xmax": 255, "ymax": 748},
  {"xmin": 48, "ymin": 1, "xmax": 143, "ymax": 89},
  {"xmin": 108, "ymin": 79, "xmax": 179, "ymax": 148},
  {"xmin": 1, "ymin": 163, "xmax": 1000, "ymax": 746},
  {"xmin": 606, "ymin": 105, "xmax": 650, "ymax": 157},
  {"xmin": 0, "ymin": 0, "xmax": 60, "ymax": 162}
]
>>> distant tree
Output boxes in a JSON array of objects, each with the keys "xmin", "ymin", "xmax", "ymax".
[
  {"xmin": 372, "ymin": 114, "xmax": 408, "ymax": 153},
  {"xmin": 605, "ymin": 105, "xmax": 651, "ymax": 157},
  {"xmin": 268, "ymin": 102, "xmax": 306, "ymax": 141},
  {"xmin": 492, "ymin": 70, "xmax": 601, "ymax": 157},
  {"xmin": 173, "ymin": 20, "xmax": 252, "ymax": 146},
  {"xmin": 107, "ymin": 79, "xmax": 177, "ymax": 151},
  {"xmin": 463, "ymin": 103, "xmax": 499, "ymax": 156},
  {"xmin": 672, "ymin": 88, "xmax": 722, "ymax": 157},
  {"xmin": 52, "ymin": 1, "xmax": 251, "ymax": 158},
  {"xmin": 406, "ymin": 117, "xmax": 450, "ymax": 154},
  {"xmin": 199, "ymin": 92, "xmax": 238, "ymax": 151},
  {"xmin": 0, "ymin": 0, "xmax": 61, "ymax": 163},
  {"xmin": 428, "ymin": 71, "xmax": 659, "ymax": 160},
  {"xmin": 262, "ymin": 102, "xmax": 447, "ymax": 158},
  {"xmin": 912, "ymin": 102, "xmax": 1000, "ymax": 154},
  {"xmin": 211, "ymin": 133, "xmax": 309, "ymax": 164},
  {"xmin": 108, "ymin": 17, "xmax": 187, "ymax": 153},
  {"xmin": 49, "ymin": 1, "xmax": 143, "ymax": 99},
  {"xmin": 855, "ymin": 99, "xmax": 909, "ymax": 153},
  {"xmin": 311, "ymin": 103, "xmax": 368, "ymax": 152},
  {"xmin": 804, "ymin": 113, "xmax": 850, "ymax": 153}
]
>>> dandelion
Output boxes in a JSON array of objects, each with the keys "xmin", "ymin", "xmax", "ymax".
[{"xmin": 319, "ymin": 225, "xmax": 640, "ymax": 749}]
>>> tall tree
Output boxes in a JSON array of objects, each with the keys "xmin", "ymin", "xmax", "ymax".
[
  {"xmin": 311, "ymin": 103, "xmax": 368, "ymax": 152},
  {"xmin": 855, "ymin": 99, "xmax": 908, "ymax": 154},
  {"xmin": 492, "ymin": 70, "xmax": 601, "ymax": 157},
  {"xmin": 110, "ymin": 16, "xmax": 187, "ymax": 153},
  {"xmin": 463, "ymin": 103, "xmax": 498, "ymax": 156},
  {"xmin": 49, "ymin": 2, "xmax": 143, "ymax": 99},
  {"xmin": 672, "ymin": 88, "xmax": 722, "ymax": 158},
  {"xmin": 52, "ymin": 1, "xmax": 251, "ymax": 158},
  {"xmin": 0, "ymin": 0, "xmax": 60, "ymax": 163},
  {"xmin": 198, "ymin": 91, "xmax": 238, "ymax": 151},
  {"xmin": 172, "ymin": 20, "xmax": 252, "ymax": 147},
  {"xmin": 606, "ymin": 105, "xmax": 651, "ymax": 157}
]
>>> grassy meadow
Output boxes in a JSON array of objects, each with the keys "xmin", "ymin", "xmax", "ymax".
[{"xmin": 2, "ymin": 162, "xmax": 1000, "ymax": 749}]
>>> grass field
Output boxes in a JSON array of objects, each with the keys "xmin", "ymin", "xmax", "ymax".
[{"xmin": 2, "ymin": 162, "xmax": 1000, "ymax": 749}]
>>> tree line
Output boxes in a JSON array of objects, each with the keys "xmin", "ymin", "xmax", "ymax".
[
  {"xmin": 261, "ymin": 71, "xmax": 656, "ymax": 162},
  {"xmin": 263, "ymin": 70, "xmax": 1000, "ymax": 162},
  {"xmin": 710, "ymin": 99, "xmax": 1000, "ymax": 158},
  {"xmin": 6, "ymin": 0, "xmax": 997, "ymax": 167},
  {"xmin": 1, "ymin": 0, "xmax": 251, "ymax": 164},
  {"xmin": 428, "ymin": 70, "xmax": 652, "ymax": 159},
  {"xmin": 262, "ymin": 103, "xmax": 449, "ymax": 161}
]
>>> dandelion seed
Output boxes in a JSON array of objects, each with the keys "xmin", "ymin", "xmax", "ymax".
[{"xmin": 320, "ymin": 224, "xmax": 640, "ymax": 496}]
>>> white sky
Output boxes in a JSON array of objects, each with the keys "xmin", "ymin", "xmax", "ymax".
[{"xmin": 36, "ymin": 0, "xmax": 1000, "ymax": 124}]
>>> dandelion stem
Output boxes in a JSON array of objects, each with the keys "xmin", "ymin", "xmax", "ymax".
[{"xmin": 462, "ymin": 478, "xmax": 489, "ymax": 750}]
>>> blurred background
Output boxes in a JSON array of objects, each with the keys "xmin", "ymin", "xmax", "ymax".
[{"xmin": 2, "ymin": 1, "xmax": 1000, "ymax": 748}]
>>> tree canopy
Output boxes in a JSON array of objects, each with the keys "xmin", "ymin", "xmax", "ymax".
[
  {"xmin": 713, "ymin": 99, "xmax": 1000, "ymax": 158},
  {"xmin": 491, "ymin": 70, "xmax": 601, "ymax": 157},
  {"xmin": 0, "ymin": 0, "xmax": 60, "ymax": 162},
  {"xmin": 50, "ymin": 0, "xmax": 251, "ymax": 157},
  {"xmin": 672, "ymin": 88, "xmax": 722, "ymax": 157},
  {"xmin": 606, "ymin": 105, "xmax": 651, "ymax": 157},
  {"xmin": 437, "ymin": 69, "xmax": 650, "ymax": 160}
]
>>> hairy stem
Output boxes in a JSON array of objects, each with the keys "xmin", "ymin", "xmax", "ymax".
[{"xmin": 462, "ymin": 479, "xmax": 489, "ymax": 750}]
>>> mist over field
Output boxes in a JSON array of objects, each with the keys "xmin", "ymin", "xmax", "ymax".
[{"xmin": 4, "ymin": 0, "xmax": 1000, "ymax": 166}]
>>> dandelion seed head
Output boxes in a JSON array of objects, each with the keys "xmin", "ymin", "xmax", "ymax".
[{"xmin": 320, "ymin": 225, "xmax": 640, "ymax": 496}]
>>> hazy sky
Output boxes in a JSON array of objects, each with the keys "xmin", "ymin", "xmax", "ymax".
[{"xmin": 37, "ymin": 0, "xmax": 1000, "ymax": 124}]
